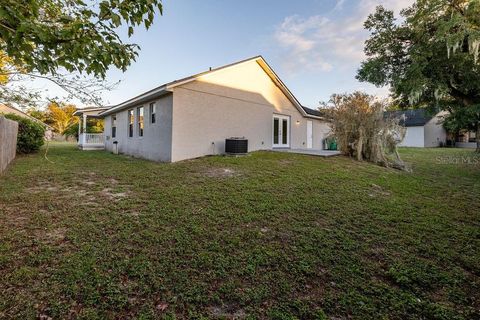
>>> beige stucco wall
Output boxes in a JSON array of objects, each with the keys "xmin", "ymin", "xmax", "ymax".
[
  {"xmin": 424, "ymin": 112, "xmax": 447, "ymax": 147},
  {"xmin": 104, "ymin": 94, "xmax": 173, "ymax": 161},
  {"xmin": 170, "ymin": 59, "xmax": 330, "ymax": 162}
]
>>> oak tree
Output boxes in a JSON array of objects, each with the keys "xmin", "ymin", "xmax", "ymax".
[{"xmin": 357, "ymin": 0, "xmax": 480, "ymax": 151}]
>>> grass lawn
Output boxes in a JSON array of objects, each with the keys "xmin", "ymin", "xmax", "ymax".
[{"xmin": 0, "ymin": 143, "xmax": 479, "ymax": 319}]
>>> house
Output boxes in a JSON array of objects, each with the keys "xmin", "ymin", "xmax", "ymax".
[
  {"xmin": 385, "ymin": 109, "xmax": 447, "ymax": 147},
  {"xmin": 0, "ymin": 104, "xmax": 54, "ymax": 139},
  {"xmin": 454, "ymin": 130, "xmax": 477, "ymax": 148},
  {"xmin": 91, "ymin": 56, "xmax": 331, "ymax": 162}
]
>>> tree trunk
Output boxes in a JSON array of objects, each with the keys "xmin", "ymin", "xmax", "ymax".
[
  {"xmin": 476, "ymin": 124, "xmax": 480, "ymax": 153},
  {"xmin": 357, "ymin": 127, "xmax": 364, "ymax": 161}
]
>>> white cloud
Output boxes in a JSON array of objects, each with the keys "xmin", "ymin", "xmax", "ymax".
[
  {"xmin": 275, "ymin": 15, "xmax": 333, "ymax": 71},
  {"xmin": 273, "ymin": 0, "xmax": 415, "ymax": 73},
  {"xmin": 275, "ymin": 15, "xmax": 328, "ymax": 55}
]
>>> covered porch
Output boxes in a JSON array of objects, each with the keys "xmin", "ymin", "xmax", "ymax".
[{"xmin": 73, "ymin": 107, "xmax": 109, "ymax": 150}]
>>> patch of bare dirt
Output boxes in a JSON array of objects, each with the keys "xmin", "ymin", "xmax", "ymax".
[
  {"xmin": 368, "ymin": 183, "xmax": 391, "ymax": 197},
  {"xmin": 3, "ymin": 213, "xmax": 29, "ymax": 228},
  {"xmin": 80, "ymin": 201, "xmax": 99, "ymax": 207},
  {"xmin": 207, "ymin": 306, "xmax": 246, "ymax": 319},
  {"xmin": 124, "ymin": 210, "xmax": 140, "ymax": 217},
  {"xmin": 203, "ymin": 168, "xmax": 240, "ymax": 178},
  {"xmin": 27, "ymin": 181, "xmax": 59, "ymax": 193},
  {"xmin": 278, "ymin": 159, "xmax": 294, "ymax": 166},
  {"xmin": 35, "ymin": 227, "xmax": 67, "ymax": 244},
  {"xmin": 25, "ymin": 177, "xmax": 131, "ymax": 204},
  {"xmin": 100, "ymin": 188, "xmax": 129, "ymax": 200},
  {"xmin": 45, "ymin": 227, "xmax": 66, "ymax": 242}
]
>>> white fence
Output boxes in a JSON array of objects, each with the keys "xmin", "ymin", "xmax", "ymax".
[
  {"xmin": 86, "ymin": 133, "xmax": 104, "ymax": 144},
  {"xmin": 78, "ymin": 133, "xmax": 105, "ymax": 150}
]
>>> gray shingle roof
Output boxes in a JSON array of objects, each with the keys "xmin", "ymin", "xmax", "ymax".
[
  {"xmin": 384, "ymin": 109, "xmax": 433, "ymax": 127},
  {"xmin": 301, "ymin": 106, "xmax": 324, "ymax": 117}
]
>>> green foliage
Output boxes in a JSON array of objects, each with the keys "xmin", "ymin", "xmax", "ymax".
[
  {"xmin": 0, "ymin": 0, "xmax": 163, "ymax": 78},
  {"xmin": 86, "ymin": 118, "xmax": 104, "ymax": 134},
  {"xmin": 357, "ymin": 1, "xmax": 480, "ymax": 109},
  {"xmin": 386, "ymin": 260, "xmax": 450, "ymax": 291},
  {"xmin": 60, "ymin": 117, "xmax": 104, "ymax": 138},
  {"xmin": 43, "ymin": 102, "xmax": 78, "ymax": 134},
  {"xmin": 442, "ymin": 105, "xmax": 480, "ymax": 134},
  {"xmin": 27, "ymin": 108, "xmax": 48, "ymax": 123},
  {"xmin": 3, "ymin": 113, "xmax": 45, "ymax": 153}
]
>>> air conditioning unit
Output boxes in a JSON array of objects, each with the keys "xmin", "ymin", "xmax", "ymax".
[{"xmin": 225, "ymin": 137, "xmax": 248, "ymax": 154}]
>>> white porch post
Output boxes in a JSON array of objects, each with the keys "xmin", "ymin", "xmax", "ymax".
[
  {"xmin": 78, "ymin": 115, "xmax": 81, "ymax": 142},
  {"xmin": 82, "ymin": 114, "xmax": 87, "ymax": 145}
]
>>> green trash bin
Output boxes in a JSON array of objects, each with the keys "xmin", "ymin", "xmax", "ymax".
[{"xmin": 329, "ymin": 141, "xmax": 337, "ymax": 150}]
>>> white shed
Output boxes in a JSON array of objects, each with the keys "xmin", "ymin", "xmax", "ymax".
[{"xmin": 386, "ymin": 109, "xmax": 447, "ymax": 148}]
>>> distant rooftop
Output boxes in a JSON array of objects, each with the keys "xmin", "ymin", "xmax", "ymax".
[
  {"xmin": 384, "ymin": 109, "xmax": 434, "ymax": 127},
  {"xmin": 301, "ymin": 106, "xmax": 325, "ymax": 117},
  {"xmin": 0, "ymin": 104, "xmax": 53, "ymax": 129}
]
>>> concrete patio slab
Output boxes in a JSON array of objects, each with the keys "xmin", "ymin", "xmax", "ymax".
[{"xmin": 272, "ymin": 149, "xmax": 341, "ymax": 157}]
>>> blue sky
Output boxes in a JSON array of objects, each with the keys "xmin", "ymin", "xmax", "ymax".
[{"xmin": 45, "ymin": 0, "xmax": 414, "ymax": 108}]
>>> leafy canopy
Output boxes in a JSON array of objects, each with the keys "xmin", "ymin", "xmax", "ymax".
[
  {"xmin": 44, "ymin": 102, "xmax": 78, "ymax": 135},
  {"xmin": 28, "ymin": 103, "xmax": 103, "ymax": 137},
  {"xmin": 442, "ymin": 104, "xmax": 480, "ymax": 133},
  {"xmin": 0, "ymin": 0, "xmax": 163, "ymax": 78},
  {"xmin": 357, "ymin": 0, "xmax": 480, "ymax": 109}
]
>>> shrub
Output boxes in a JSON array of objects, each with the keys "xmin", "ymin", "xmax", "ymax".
[
  {"xmin": 3, "ymin": 113, "xmax": 45, "ymax": 153},
  {"xmin": 320, "ymin": 92, "xmax": 407, "ymax": 170}
]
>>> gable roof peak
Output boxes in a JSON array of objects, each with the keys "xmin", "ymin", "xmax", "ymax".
[{"xmin": 100, "ymin": 56, "xmax": 324, "ymax": 120}]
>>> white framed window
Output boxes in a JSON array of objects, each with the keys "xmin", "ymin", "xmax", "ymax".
[
  {"xmin": 127, "ymin": 109, "xmax": 134, "ymax": 137},
  {"xmin": 111, "ymin": 114, "xmax": 117, "ymax": 138},
  {"xmin": 137, "ymin": 106, "xmax": 144, "ymax": 137},
  {"xmin": 150, "ymin": 102, "xmax": 156, "ymax": 124}
]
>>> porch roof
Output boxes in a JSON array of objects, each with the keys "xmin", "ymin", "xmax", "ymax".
[{"xmin": 73, "ymin": 107, "xmax": 110, "ymax": 117}]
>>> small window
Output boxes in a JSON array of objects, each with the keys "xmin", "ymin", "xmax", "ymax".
[
  {"xmin": 150, "ymin": 102, "xmax": 156, "ymax": 124},
  {"xmin": 111, "ymin": 115, "xmax": 117, "ymax": 138},
  {"xmin": 128, "ymin": 109, "xmax": 134, "ymax": 137},
  {"xmin": 137, "ymin": 106, "xmax": 144, "ymax": 137},
  {"xmin": 469, "ymin": 131, "xmax": 477, "ymax": 142}
]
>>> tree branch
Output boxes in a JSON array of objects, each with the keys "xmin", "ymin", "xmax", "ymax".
[{"xmin": 447, "ymin": 80, "xmax": 480, "ymax": 106}]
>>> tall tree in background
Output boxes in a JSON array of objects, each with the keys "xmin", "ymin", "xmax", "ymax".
[
  {"xmin": 44, "ymin": 102, "xmax": 78, "ymax": 135},
  {"xmin": 29, "ymin": 103, "xmax": 103, "ymax": 138},
  {"xmin": 357, "ymin": 0, "xmax": 480, "ymax": 151},
  {"xmin": 0, "ymin": 0, "xmax": 163, "ymax": 106}
]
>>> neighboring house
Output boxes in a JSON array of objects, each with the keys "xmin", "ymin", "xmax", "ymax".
[
  {"xmin": 93, "ymin": 56, "xmax": 331, "ymax": 162},
  {"xmin": 453, "ymin": 130, "xmax": 477, "ymax": 148},
  {"xmin": 0, "ymin": 104, "xmax": 54, "ymax": 139},
  {"xmin": 385, "ymin": 109, "xmax": 447, "ymax": 147}
]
